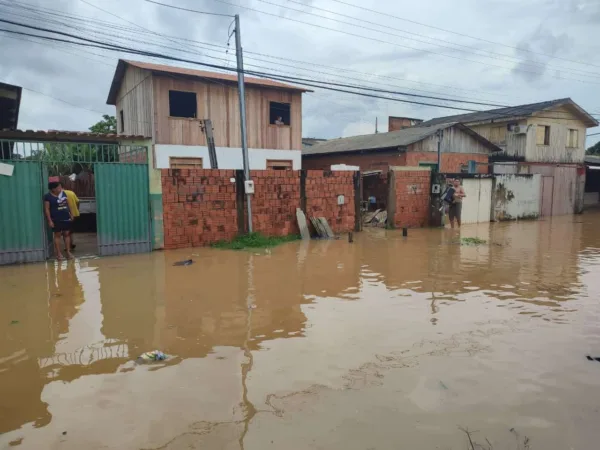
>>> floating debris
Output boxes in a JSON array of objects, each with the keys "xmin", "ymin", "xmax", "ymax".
[
  {"xmin": 173, "ymin": 259, "xmax": 193, "ymax": 266},
  {"xmin": 137, "ymin": 350, "xmax": 168, "ymax": 363}
]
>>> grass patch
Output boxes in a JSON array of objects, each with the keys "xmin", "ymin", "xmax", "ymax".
[
  {"xmin": 459, "ymin": 237, "xmax": 487, "ymax": 246},
  {"xmin": 212, "ymin": 232, "xmax": 300, "ymax": 250}
]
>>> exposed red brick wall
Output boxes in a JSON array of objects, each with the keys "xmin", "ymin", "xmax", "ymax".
[
  {"xmin": 303, "ymin": 152, "xmax": 405, "ymax": 172},
  {"xmin": 388, "ymin": 117, "xmax": 423, "ymax": 131},
  {"xmin": 161, "ymin": 169, "xmax": 358, "ymax": 249},
  {"xmin": 303, "ymin": 151, "xmax": 488, "ymax": 173},
  {"xmin": 161, "ymin": 169, "xmax": 238, "ymax": 249},
  {"xmin": 391, "ymin": 170, "xmax": 431, "ymax": 228},
  {"xmin": 250, "ymin": 170, "xmax": 301, "ymax": 236},
  {"xmin": 405, "ymin": 152, "xmax": 488, "ymax": 173},
  {"xmin": 306, "ymin": 170, "xmax": 355, "ymax": 233}
]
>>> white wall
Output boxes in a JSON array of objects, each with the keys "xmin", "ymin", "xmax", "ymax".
[
  {"xmin": 155, "ymin": 145, "xmax": 302, "ymax": 170},
  {"xmin": 492, "ymin": 174, "xmax": 541, "ymax": 221}
]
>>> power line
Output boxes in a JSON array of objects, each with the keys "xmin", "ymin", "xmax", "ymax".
[
  {"xmin": 325, "ymin": 0, "xmax": 600, "ymax": 71},
  {"xmin": 1, "ymin": 0, "xmax": 533, "ymax": 105},
  {"xmin": 201, "ymin": 0, "xmax": 600, "ymax": 85},
  {"xmin": 17, "ymin": 86, "xmax": 111, "ymax": 116},
  {"xmin": 588, "ymin": 132, "xmax": 600, "ymax": 137},
  {"xmin": 143, "ymin": 0, "xmax": 234, "ymax": 18},
  {"xmin": 267, "ymin": 0, "xmax": 600, "ymax": 80},
  {"xmin": 2, "ymin": 24, "xmax": 597, "ymax": 123}
]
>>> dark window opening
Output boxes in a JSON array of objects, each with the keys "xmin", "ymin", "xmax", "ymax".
[
  {"xmin": 169, "ymin": 90, "xmax": 197, "ymax": 118},
  {"xmin": 119, "ymin": 110, "xmax": 124, "ymax": 133},
  {"xmin": 267, "ymin": 159, "xmax": 292, "ymax": 170},
  {"xmin": 269, "ymin": 102, "xmax": 291, "ymax": 125}
]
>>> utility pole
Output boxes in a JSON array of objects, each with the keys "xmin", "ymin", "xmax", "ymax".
[
  {"xmin": 234, "ymin": 14, "xmax": 253, "ymax": 232},
  {"xmin": 375, "ymin": 117, "xmax": 378, "ymax": 134},
  {"xmin": 436, "ymin": 129, "xmax": 443, "ymax": 172}
]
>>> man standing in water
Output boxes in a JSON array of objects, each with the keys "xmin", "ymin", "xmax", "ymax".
[
  {"xmin": 449, "ymin": 178, "xmax": 466, "ymax": 229},
  {"xmin": 44, "ymin": 182, "xmax": 74, "ymax": 260}
]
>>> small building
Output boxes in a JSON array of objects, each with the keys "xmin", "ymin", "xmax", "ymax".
[
  {"xmin": 0, "ymin": 82, "xmax": 22, "ymax": 159},
  {"xmin": 388, "ymin": 116, "xmax": 423, "ymax": 131},
  {"xmin": 421, "ymin": 98, "xmax": 599, "ymax": 216},
  {"xmin": 584, "ymin": 155, "xmax": 600, "ymax": 208},
  {"xmin": 302, "ymin": 122, "xmax": 501, "ymax": 173},
  {"xmin": 106, "ymin": 59, "xmax": 310, "ymax": 171}
]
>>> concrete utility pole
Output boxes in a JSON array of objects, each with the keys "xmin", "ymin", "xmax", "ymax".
[{"xmin": 234, "ymin": 14, "xmax": 253, "ymax": 232}]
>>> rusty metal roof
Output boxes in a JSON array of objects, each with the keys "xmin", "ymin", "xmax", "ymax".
[
  {"xmin": 0, "ymin": 129, "xmax": 149, "ymax": 142},
  {"xmin": 107, "ymin": 59, "xmax": 310, "ymax": 105}
]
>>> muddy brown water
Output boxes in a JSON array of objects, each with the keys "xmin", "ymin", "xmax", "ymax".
[{"xmin": 1, "ymin": 215, "xmax": 600, "ymax": 449}]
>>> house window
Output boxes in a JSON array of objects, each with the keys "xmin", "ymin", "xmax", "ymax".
[
  {"xmin": 490, "ymin": 125, "xmax": 506, "ymax": 144},
  {"xmin": 567, "ymin": 129, "xmax": 579, "ymax": 148},
  {"xmin": 269, "ymin": 102, "xmax": 291, "ymax": 125},
  {"xmin": 266, "ymin": 159, "xmax": 292, "ymax": 170},
  {"xmin": 119, "ymin": 110, "xmax": 125, "ymax": 133},
  {"xmin": 169, "ymin": 157, "xmax": 203, "ymax": 169},
  {"xmin": 418, "ymin": 162, "xmax": 438, "ymax": 172},
  {"xmin": 536, "ymin": 125, "xmax": 550, "ymax": 146},
  {"xmin": 169, "ymin": 90, "xmax": 197, "ymax": 118}
]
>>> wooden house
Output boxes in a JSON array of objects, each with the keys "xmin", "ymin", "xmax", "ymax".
[
  {"xmin": 106, "ymin": 60, "xmax": 309, "ymax": 170},
  {"xmin": 421, "ymin": 98, "xmax": 599, "ymax": 216}
]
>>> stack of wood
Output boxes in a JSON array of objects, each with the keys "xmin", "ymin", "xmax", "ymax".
[{"xmin": 363, "ymin": 209, "xmax": 387, "ymax": 227}]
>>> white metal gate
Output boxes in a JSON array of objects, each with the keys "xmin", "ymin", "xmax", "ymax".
[{"xmin": 460, "ymin": 178, "xmax": 492, "ymax": 224}]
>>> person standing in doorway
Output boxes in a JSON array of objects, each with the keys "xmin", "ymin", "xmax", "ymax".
[
  {"xmin": 63, "ymin": 188, "xmax": 80, "ymax": 250},
  {"xmin": 44, "ymin": 182, "xmax": 74, "ymax": 260},
  {"xmin": 449, "ymin": 178, "xmax": 466, "ymax": 229}
]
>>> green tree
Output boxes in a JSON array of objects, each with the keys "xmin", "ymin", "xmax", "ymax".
[
  {"xmin": 587, "ymin": 141, "xmax": 600, "ymax": 156},
  {"xmin": 89, "ymin": 114, "xmax": 117, "ymax": 134}
]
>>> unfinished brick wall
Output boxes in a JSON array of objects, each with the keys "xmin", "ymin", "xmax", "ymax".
[
  {"xmin": 303, "ymin": 151, "xmax": 405, "ymax": 172},
  {"xmin": 390, "ymin": 169, "xmax": 431, "ymax": 228},
  {"xmin": 161, "ymin": 169, "xmax": 358, "ymax": 249},
  {"xmin": 405, "ymin": 152, "xmax": 488, "ymax": 173},
  {"xmin": 161, "ymin": 169, "xmax": 238, "ymax": 249},
  {"xmin": 250, "ymin": 170, "xmax": 301, "ymax": 236},
  {"xmin": 306, "ymin": 170, "xmax": 356, "ymax": 233}
]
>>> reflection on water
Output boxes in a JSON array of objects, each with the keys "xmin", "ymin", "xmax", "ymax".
[{"xmin": 1, "ymin": 215, "xmax": 600, "ymax": 449}]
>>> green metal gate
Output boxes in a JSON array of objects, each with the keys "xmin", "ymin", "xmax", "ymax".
[
  {"xmin": 0, "ymin": 161, "xmax": 47, "ymax": 264},
  {"xmin": 95, "ymin": 163, "xmax": 151, "ymax": 256}
]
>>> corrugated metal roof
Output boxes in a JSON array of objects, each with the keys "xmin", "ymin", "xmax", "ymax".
[
  {"xmin": 107, "ymin": 59, "xmax": 310, "ymax": 105},
  {"xmin": 302, "ymin": 123, "xmax": 502, "ymax": 156},
  {"xmin": 0, "ymin": 129, "xmax": 149, "ymax": 142},
  {"xmin": 421, "ymin": 98, "xmax": 599, "ymax": 128}
]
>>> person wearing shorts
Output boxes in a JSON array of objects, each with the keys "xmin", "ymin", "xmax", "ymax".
[
  {"xmin": 44, "ymin": 181, "xmax": 74, "ymax": 260},
  {"xmin": 448, "ymin": 178, "xmax": 466, "ymax": 229}
]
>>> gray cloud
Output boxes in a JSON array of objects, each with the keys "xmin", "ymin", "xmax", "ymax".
[{"xmin": 0, "ymin": 0, "xmax": 598, "ymax": 144}]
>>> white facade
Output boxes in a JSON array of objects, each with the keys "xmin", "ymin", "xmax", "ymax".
[
  {"xmin": 492, "ymin": 174, "xmax": 541, "ymax": 221},
  {"xmin": 155, "ymin": 145, "xmax": 302, "ymax": 170}
]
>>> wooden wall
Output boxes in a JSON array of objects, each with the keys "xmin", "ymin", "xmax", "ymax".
[
  {"xmin": 408, "ymin": 126, "xmax": 492, "ymax": 154},
  {"xmin": 114, "ymin": 66, "xmax": 153, "ymax": 137},
  {"xmin": 152, "ymin": 75, "xmax": 302, "ymax": 150},
  {"xmin": 468, "ymin": 120, "xmax": 527, "ymax": 160},
  {"xmin": 525, "ymin": 105, "xmax": 587, "ymax": 163}
]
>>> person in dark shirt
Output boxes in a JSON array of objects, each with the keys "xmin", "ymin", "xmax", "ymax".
[{"xmin": 44, "ymin": 182, "xmax": 74, "ymax": 260}]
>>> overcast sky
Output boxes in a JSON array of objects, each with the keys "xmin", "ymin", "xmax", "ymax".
[{"xmin": 1, "ymin": 0, "xmax": 599, "ymax": 147}]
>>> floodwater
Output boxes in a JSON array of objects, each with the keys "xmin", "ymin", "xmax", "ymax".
[{"xmin": 1, "ymin": 215, "xmax": 600, "ymax": 450}]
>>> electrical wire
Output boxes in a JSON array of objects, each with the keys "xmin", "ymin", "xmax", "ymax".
[
  {"xmin": 325, "ymin": 0, "xmax": 600, "ymax": 71},
  {"xmin": 261, "ymin": 0, "xmax": 600, "ymax": 80},
  {"xmin": 196, "ymin": 0, "xmax": 600, "ymax": 85},
  {"xmin": 143, "ymin": 0, "xmax": 234, "ymax": 18}
]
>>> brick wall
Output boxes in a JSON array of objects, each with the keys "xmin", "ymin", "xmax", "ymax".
[
  {"xmin": 303, "ymin": 151, "xmax": 405, "ymax": 172},
  {"xmin": 161, "ymin": 169, "xmax": 238, "ymax": 249},
  {"xmin": 251, "ymin": 170, "xmax": 301, "ymax": 236},
  {"xmin": 306, "ymin": 170, "xmax": 356, "ymax": 233},
  {"xmin": 405, "ymin": 152, "xmax": 488, "ymax": 173},
  {"xmin": 390, "ymin": 169, "xmax": 431, "ymax": 228},
  {"xmin": 161, "ymin": 169, "xmax": 357, "ymax": 249}
]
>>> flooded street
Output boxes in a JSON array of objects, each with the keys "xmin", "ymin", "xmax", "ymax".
[{"xmin": 1, "ymin": 215, "xmax": 600, "ymax": 450}]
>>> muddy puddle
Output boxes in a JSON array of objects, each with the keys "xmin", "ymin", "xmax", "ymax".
[{"xmin": 1, "ymin": 215, "xmax": 600, "ymax": 449}]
